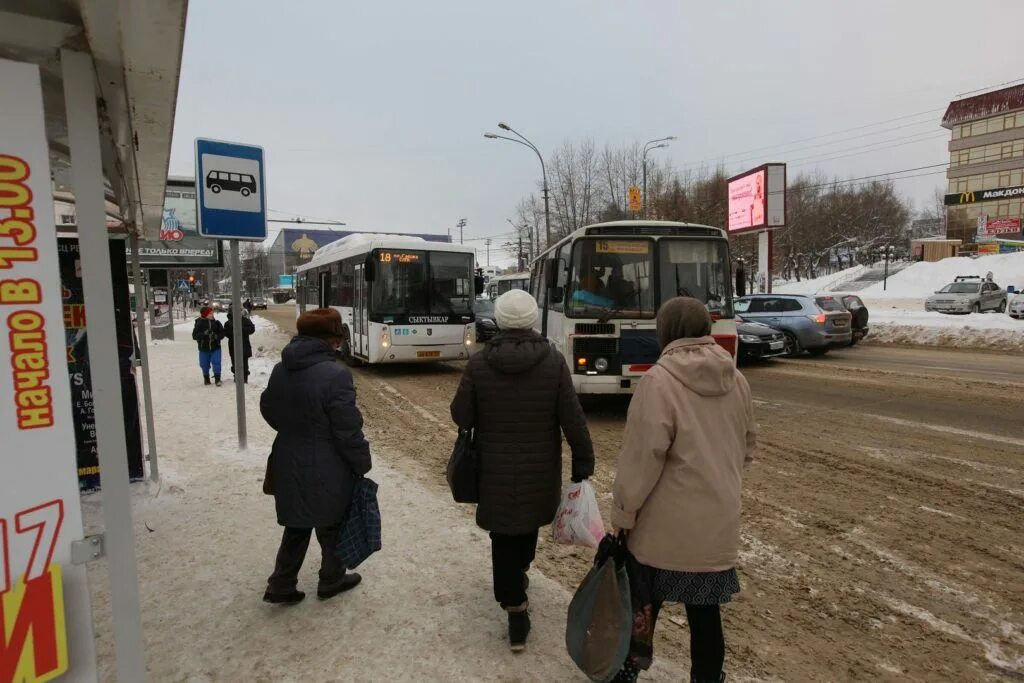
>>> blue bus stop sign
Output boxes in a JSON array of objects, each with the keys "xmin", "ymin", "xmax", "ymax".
[{"xmin": 194, "ymin": 138, "xmax": 267, "ymax": 241}]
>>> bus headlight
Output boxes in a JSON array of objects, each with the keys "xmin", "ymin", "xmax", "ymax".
[
  {"xmin": 464, "ymin": 324, "xmax": 474, "ymax": 346},
  {"xmin": 381, "ymin": 326, "xmax": 391, "ymax": 349},
  {"xmin": 594, "ymin": 357, "xmax": 609, "ymax": 373}
]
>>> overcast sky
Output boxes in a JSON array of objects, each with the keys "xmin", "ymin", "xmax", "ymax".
[{"xmin": 168, "ymin": 0, "xmax": 1024, "ymax": 265}]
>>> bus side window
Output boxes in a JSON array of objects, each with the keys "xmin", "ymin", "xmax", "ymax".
[
  {"xmin": 550, "ymin": 243, "xmax": 571, "ymax": 309},
  {"xmin": 340, "ymin": 260, "xmax": 354, "ymax": 307}
]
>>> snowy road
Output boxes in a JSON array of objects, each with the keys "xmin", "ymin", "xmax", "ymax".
[{"xmin": 258, "ymin": 305, "xmax": 1024, "ymax": 681}]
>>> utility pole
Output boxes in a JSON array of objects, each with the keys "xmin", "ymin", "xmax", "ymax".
[
  {"xmin": 485, "ymin": 238, "xmax": 491, "ymax": 267},
  {"xmin": 457, "ymin": 218, "xmax": 467, "ymax": 244},
  {"xmin": 517, "ymin": 236, "xmax": 524, "ymax": 272}
]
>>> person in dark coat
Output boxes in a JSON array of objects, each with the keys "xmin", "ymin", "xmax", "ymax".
[
  {"xmin": 225, "ymin": 308, "xmax": 256, "ymax": 383},
  {"xmin": 260, "ymin": 308, "xmax": 372, "ymax": 605},
  {"xmin": 191, "ymin": 306, "xmax": 224, "ymax": 386},
  {"xmin": 450, "ymin": 289, "xmax": 595, "ymax": 652}
]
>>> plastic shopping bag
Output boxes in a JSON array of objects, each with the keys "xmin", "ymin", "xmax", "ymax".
[
  {"xmin": 566, "ymin": 534, "xmax": 633, "ymax": 681},
  {"xmin": 552, "ymin": 480, "xmax": 604, "ymax": 548}
]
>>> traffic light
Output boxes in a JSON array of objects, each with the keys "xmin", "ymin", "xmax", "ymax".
[{"xmin": 188, "ymin": 275, "xmax": 195, "ymax": 284}]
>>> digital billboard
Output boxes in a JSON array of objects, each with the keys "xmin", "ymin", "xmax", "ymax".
[
  {"xmin": 727, "ymin": 163, "xmax": 786, "ymax": 234},
  {"xmin": 128, "ymin": 178, "xmax": 223, "ymax": 267}
]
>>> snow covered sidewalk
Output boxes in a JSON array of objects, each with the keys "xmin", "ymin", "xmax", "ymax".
[{"xmin": 84, "ymin": 317, "xmax": 675, "ymax": 681}]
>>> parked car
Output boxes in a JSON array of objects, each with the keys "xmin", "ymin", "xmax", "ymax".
[
  {"xmin": 251, "ymin": 297, "xmax": 268, "ymax": 310},
  {"xmin": 1009, "ymin": 293, "xmax": 1024, "ymax": 319},
  {"xmin": 831, "ymin": 294, "xmax": 870, "ymax": 345},
  {"xmin": 473, "ymin": 297, "xmax": 497, "ymax": 343},
  {"xmin": 734, "ymin": 294, "xmax": 852, "ymax": 356},
  {"xmin": 736, "ymin": 317, "xmax": 787, "ymax": 362},
  {"xmin": 925, "ymin": 276, "xmax": 1006, "ymax": 314}
]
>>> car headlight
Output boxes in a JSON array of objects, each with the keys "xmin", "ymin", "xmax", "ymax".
[
  {"xmin": 594, "ymin": 357, "xmax": 609, "ymax": 372},
  {"xmin": 739, "ymin": 334, "xmax": 761, "ymax": 343}
]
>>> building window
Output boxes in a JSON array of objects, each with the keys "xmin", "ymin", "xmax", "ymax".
[
  {"xmin": 1011, "ymin": 170, "xmax": 1023, "ymax": 186},
  {"xmin": 998, "ymin": 172, "xmax": 1011, "ymax": 188},
  {"xmin": 989, "ymin": 117, "xmax": 1005, "ymax": 134},
  {"xmin": 1009, "ymin": 199, "xmax": 1021, "ymax": 216},
  {"xmin": 996, "ymin": 202, "xmax": 1010, "ymax": 217},
  {"xmin": 967, "ymin": 176, "xmax": 983, "ymax": 191}
]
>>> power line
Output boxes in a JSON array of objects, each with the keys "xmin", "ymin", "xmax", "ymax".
[
  {"xmin": 788, "ymin": 131, "xmax": 948, "ymax": 168},
  {"xmin": 796, "ymin": 162, "xmax": 949, "ymax": 190}
]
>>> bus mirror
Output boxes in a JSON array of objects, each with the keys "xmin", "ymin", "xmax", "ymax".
[
  {"xmin": 474, "ymin": 275, "xmax": 485, "ymax": 295},
  {"xmin": 545, "ymin": 259, "xmax": 561, "ymax": 289},
  {"xmin": 549, "ymin": 286, "xmax": 564, "ymax": 304},
  {"xmin": 364, "ymin": 255, "xmax": 376, "ymax": 282}
]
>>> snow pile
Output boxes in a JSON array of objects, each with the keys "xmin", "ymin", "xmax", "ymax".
[
  {"xmin": 866, "ymin": 304, "xmax": 1024, "ymax": 351},
  {"xmin": 859, "ymin": 252, "xmax": 1024, "ymax": 299},
  {"xmin": 775, "ymin": 264, "xmax": 868, "ymax": 295}
]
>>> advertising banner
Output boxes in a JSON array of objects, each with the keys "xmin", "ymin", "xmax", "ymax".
[
  {"xmin": 0, "ymin": 58, "xmax": 97, "ymax": 682},
  {"xmin": 727, "ymin": 163, "xmax": 786, "ymax": 234},
  {"xmin": 128, "ymin": 180, "xmax": 223, "ymax": 267},
  {"xmin": 58, "ymin": 238, "xmax": 145, "ymax": 490},
  {"xmin": 944, "ymin": 184, "xmax": 1024, "ymax": 205}
]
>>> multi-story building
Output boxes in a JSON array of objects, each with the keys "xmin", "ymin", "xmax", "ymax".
[{"xmin": 942, "ymin": 85, "xmax": 1024, "ymax": 251}]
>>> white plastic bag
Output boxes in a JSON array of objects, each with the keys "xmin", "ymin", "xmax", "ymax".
[{"xmin": 552, "ymin": 480, "xmax": 604, "ymax": 548}]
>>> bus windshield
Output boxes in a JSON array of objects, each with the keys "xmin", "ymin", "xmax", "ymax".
[
  {"xmin": 658, "ymin": 240, "xmax": 732, "ymax": 316},
  {"xmin": 568, "ymin": 239, "xmax": 656, "ymax": 319},
  {"xmin": 372, "ymin": 250, "xmax": 474, "ymax": 317}
]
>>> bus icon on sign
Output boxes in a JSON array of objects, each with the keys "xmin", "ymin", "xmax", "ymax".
[{"xmin": 206, "ymin": 171, "xmax": 257, "ymax": 197}]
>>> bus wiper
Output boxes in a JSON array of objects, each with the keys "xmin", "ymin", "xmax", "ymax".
[{"xmin": 597, "ymin": 305, "xmax": 624, "ymax": 324}]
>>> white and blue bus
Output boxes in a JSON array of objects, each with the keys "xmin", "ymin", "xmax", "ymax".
[
  {"xmin": 530, "ymin": 221, "xmax": 736, "ymax": 394},
  {"xmin": 296, "ymin": 234, "xmax": 482, "ymax": 365},
  {"xmin": 485, "ymin": 271, "xmax": 530, "ymax": 300}
]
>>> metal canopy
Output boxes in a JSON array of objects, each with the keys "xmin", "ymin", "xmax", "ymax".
[{"xmin": 0, "ymin": 0, "xmax": 188, "ymax": 239}]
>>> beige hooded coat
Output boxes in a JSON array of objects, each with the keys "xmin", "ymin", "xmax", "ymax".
[{"xmin": 611, "ymin": 337, "xmax": 757, "ymax": 572}]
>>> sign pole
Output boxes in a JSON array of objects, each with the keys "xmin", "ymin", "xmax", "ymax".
[
  {"xmin": 131, "ymin": 234, "xmax": 160, "ymax": 482},
  {"xmin": 230, "ymin": 240, "xmax": 247, "ymax": 450}
]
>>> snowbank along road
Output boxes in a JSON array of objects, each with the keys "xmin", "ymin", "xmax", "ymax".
[{"xmin": 263, "ymin": 305, "xmax": 1024, "ymax": 681}]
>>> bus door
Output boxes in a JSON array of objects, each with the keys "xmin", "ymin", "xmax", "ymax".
[
  {"xmin": 318, "ymin": 270, "xmax": 331, "ymax": 308},
  {"xmin": 354, "ymin": 263, "xmax": 367, "ymax": 357}
]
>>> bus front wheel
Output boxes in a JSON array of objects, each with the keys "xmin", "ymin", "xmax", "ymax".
[{"xmin": 210, "ymin": 184, "xmax": 221, "ymax": 194}]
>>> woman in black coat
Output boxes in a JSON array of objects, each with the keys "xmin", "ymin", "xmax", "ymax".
[
  {"xmin": 225, "ymin": 309, "xmax": 256, "ymax": 383},
  {"xmin": 260, "ymin": 308, "xmax": 372, "ymax": 605},
  {"xmin": 450, "ymin": 289, "xmax": 595, "ymax": 652}
]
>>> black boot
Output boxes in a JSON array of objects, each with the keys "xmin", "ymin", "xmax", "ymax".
[
  {"xmin": 203, "ymin": 374, "xmax": 211, "ymax": 386},
  {"xmin": 214, "ymin": 374, "xmax": 222, "ymax": 387},
  {"xmin": 317, "ymin": 573, "xmax": 362, "ymax": 600},
  {"xmin": 506, "ymin": 602, "xmax": 530, "ymax": 652},
  {"xmin": 262, "ymin": 589, "xmax": 305, "ymax": 606},
  {"xmin": 690, "ymin": 673, "xmax": 725, "ymax": 683}
]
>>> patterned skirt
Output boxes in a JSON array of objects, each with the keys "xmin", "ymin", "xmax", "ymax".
[{"xmin": 650, "ymin": 567, "xmax": 740, "ymax": 605}]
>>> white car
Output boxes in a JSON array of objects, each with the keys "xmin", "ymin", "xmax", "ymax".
[{"xmin": 1009, "ymin": 294, "xmax": 1024, "ymax": 319}]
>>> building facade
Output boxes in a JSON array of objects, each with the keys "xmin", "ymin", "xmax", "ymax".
[{"xmin": 942, "ymin": 85, "xmax": 1024, "ymax": 251}]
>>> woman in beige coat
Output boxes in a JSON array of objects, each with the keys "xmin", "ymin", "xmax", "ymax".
[{"xmin": 611, "ymin": 297, "xmax": 757, "ymax": 683}]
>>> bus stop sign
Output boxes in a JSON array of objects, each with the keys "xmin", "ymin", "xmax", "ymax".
[{"xmin": 194, "ymin": 138, "xmax": 267, "ymax": 241}]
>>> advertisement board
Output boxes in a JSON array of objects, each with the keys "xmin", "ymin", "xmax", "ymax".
[
  {"xmin": 58, "ymin": 238, "xmax": 145, "ymax": 491},
  {"xmin": 128, "ymin": 179, "xmax": 223, "ymax": 267},
  {"xmin": 727, "ymin": 163, "xmax": 786, "ymax": 234},
  {"xmin": 0, "ymin": 58, "xmax": 96, "ymax": 682}
]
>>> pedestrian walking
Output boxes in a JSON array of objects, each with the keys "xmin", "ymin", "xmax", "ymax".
[
  {"xmin": 225, "ymin": 308, "xmax": 255, "ymax": 383},
  {"xmin": 450, "ymin": 289, "xmax": 594, "ymax": 652},
  {"xmin": 243, "ymin": 297, "xmax": 254, "ymax": 314},
  {"xmin": 260, "ymin": 307, "xmax": 372, "ymax": 605},
  {"xmin": 191, "ymin": 306, "xmax": 224, "ymax": 386},
  {"xmin": 610, "ymin": 297, "xmax": 757, "ymax": 683}
]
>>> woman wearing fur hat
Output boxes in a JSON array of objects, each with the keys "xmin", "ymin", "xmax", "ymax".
[
  {"xmin": 260, "ymin": 308, "xmax": 372, "ymax": 605},
  {"xmin": 191, "ymin": 306, "xmax": 224, "ymax": 386},
  {"xmin": 611, "ymin": 297, "xmax": 757, "ymax": 683},
  {"xmin": 450, "ymin": 289, "xmax": 595, "ymax": 652}
]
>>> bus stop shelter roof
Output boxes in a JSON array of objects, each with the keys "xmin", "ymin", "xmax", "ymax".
[{"xmin": 0, "ymin": 0, "xmax": 188, "ymax": 239}]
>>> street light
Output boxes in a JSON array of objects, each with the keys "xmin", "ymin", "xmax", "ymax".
[
  {"xmin": 642, "ymin": 136, "xmax": 676, "ymax": 219},
  {"xmin": 485, "ymin": 122, "xmax": 551, "ymax": 248}
]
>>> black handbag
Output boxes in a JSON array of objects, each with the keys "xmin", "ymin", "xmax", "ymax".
[{"xmin": 446, "ymin": 428, "xmax": 479, "ymax": 503}]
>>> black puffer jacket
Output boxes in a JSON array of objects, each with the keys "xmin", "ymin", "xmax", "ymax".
[
  {"xmin": 260, "ymin": 336, "xmax": 372, "ymax": 528},
  {"xmin": 192, "ymin": 317, "xmax": 224, "ymax": 352},
  {"xmin": 450, "ymin": 329, "xmax": 594, "ymax": 535},
  {"xmin": 225, "ymin": 314, "xmax": 255, "ymax": 359}
]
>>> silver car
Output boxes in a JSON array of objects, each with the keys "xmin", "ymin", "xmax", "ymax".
[
  {"xmin": 734, "ymin": 294, "xmax": 853, "ymax": 356},
  {"xmin": 925, "ymin": 278, "xmax": 1006, "ymax": 314},
  {"xmin": 1009, "ymin": 294, "xmax": 1024, "ymax": 319}
]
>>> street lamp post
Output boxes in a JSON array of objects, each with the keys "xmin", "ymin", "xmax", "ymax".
[
  {"xmin": 485, "ymin": 122, "xmax": 551, "ymax": 249},
  {"xmin": 642, "ymin": 136, "xmax": 676, "ymax": 218}
]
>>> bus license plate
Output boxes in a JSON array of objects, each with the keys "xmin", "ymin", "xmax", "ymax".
[{"xmin": 417, "ymin": 351, "xmax": 441, "ymax": 358}]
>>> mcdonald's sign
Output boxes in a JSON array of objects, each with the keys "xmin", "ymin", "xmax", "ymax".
[{"xmin": 944, "ymin": 184, "xmax": 1024, "ymax": 205}]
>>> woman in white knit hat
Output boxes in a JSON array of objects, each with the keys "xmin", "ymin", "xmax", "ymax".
[{"xmin": 451, "ymin": 289, "xmax": 595, "ymax": 652}]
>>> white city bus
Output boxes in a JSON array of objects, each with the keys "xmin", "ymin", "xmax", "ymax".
[
  {"xmin": 485, "ymin": 271, "xmax": 530, "ymax": 300},
  {"xmin": 296, "ymin": 234, "xmax": 482, "ymax": 365},
  {"xmin": 531, "ymin": 221, "xmax": 737, "ymax": 394}
]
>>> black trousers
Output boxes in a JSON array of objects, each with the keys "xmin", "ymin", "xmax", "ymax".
[
  {"xmin": 614, "ymin": 602, "xmax": 725, "ymax": 682},
  {"xmin": 267, "ymin": 526, "xmax": 343, "ymax": 594},
  {"xmin": 489, "ymin": 529, "xmax": 538, "ymax": 608},
  {"xmin": 229, "ymin": 352, "xmax": 250, "ymax": 380}
]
